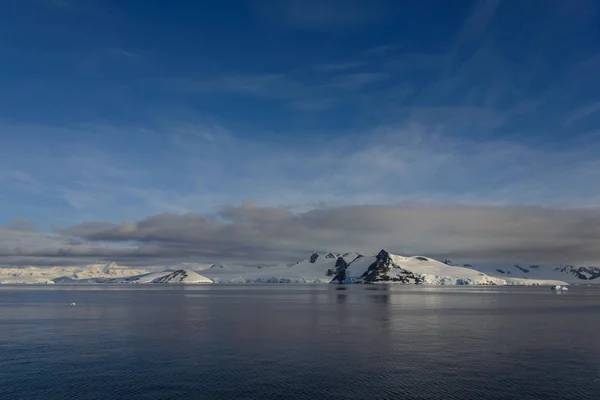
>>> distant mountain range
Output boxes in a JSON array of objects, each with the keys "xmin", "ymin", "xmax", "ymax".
[{"xmin": 2, "ymin": 250, "xmax": 598, "ymax": 286}]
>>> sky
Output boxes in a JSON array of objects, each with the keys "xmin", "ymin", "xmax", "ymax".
[{"xmin": 1, "ymin": 0, "xmax": 600, "ymax": 267}]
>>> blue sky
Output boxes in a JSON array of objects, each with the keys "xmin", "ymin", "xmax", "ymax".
[{"xmin": 1, "ymin": 0, "xmax": 600, "ymax": 265}]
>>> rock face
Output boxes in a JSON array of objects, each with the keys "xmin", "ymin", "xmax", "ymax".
[
  {"xmin": 360, "ymin": 250, "xmax": 422, "ymax": 284},
  {"xmin": 150, "ymin": 269, "xmax": 212, "ymax": 284},
  {"xmin": 326, "ymin": 257, "xmax": 349, "ymax": 277},
  {"xmin": 514, "ymin": 265, "xmax": 530, "ymax": 274},
  {"xmin": 555, "ymin": 265, "xmax": 600, "ymax": 281},
  {"xmin": 332, "ymin": 250, "xmax": 421, "ymax": 284}
]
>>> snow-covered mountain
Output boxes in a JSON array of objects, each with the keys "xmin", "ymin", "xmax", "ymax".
[
  {"xmin": 4, "ymin": 250, "xmax": 599, "ymax": 285},
  {"xmin": 555, "ymin": 265, "xmax": 600, "ymax": 281},
  {"xmin": 0, "ymin": 262, "xmax": 150, "ymax": 284},
  {"xmin": 74, "ymin": 262, "xmax": 150, "ymax": 279},
  {"xmin": 458, "ymin": 262, "xmax": 600, "ymax": 285},
  {"xmin": 331, "ymin": 250, "xmax": 422, "ymax": 284},
  {"xmin": 58, "ymin": 268, "xmax": 212, "ymax": 284},
  {"xmin": 203, "ymin": 252, "xmax": 363, "ymax": 284},
  {"xmin": 0, "ymin": 266, "xmax": 80, "ymax": 284},
  {"xmin": 201, "ymin": 250, "xmax": 568, "ymax": 286},
  {"xmin": 147, "ymin": 269, "xmax": 212, "ymax": 284}
]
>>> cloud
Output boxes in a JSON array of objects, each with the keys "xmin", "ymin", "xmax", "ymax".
[
  {"xmin": 150, "ymin": 70, "xmax": 390, "ymax": 109},
  {"xmin": 151, "ymin": 74, "xmax": 293, "ymax": 97},
  {"xmin": 454, "ymin": 0, "xmax": 502, "ymax": 53},
  {"xmin": 4, "ymin": 203, "xmax": 600, "ymax": 267},
  {"xmin": 359, "ymin": 44, "xmax": 399, "ymax": 57},
  {"xmin": 3, "ymin": 108, "xmax": 600, "ymax": 268},
  {"xmin": 252, "ymin": 0, "xmax": 394, "ymax": 31},
  {"xmin": 5, "ymin": 219, "xmax": 36, "ymax": 232},
  {"xmin": 42, "ymin": 0, "xmax": 71, "ymax": 8},
  {"xmin": 287, "ymin": 98, "xmax": 339, "ymax": 111},
  {"xmin": 564, "ymin": 102, "xmax": 600, "ymax": 126},
  {"xmin": 3, "ymin": 119, "xmax": 600, "ymax": 226},
  {"xmin": 314, "ymin": 61, "xmax": 367, "ymax": 72},
  {"xmin": 327, "ymin": 72, "xmax": 390, "ymax": 90}
]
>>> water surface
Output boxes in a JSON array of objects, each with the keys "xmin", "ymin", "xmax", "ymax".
[{"xmin": 1, "ymin": 285, "xmax": 599, "ymax": 399}]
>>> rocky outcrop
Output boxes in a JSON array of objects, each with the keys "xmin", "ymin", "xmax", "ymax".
[
  {"xmin": 332, "ymin": 250, "xmax": 422, "ymax": 284},
  {"xmin": 555, "ymin": 265, "xmax": 600, "ymax": 280},
  {"xmin": 327, "ymin": 257, "xmax": 349, "ymax": 277},
  {"xmin": 360, "ymin": 250, "xmax": 421, "ymax": 284}
]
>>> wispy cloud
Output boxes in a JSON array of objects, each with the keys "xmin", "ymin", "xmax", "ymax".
[
  {"xmin": 359, "ymin": 44, "xmax": 399, "ymax": 57},
  {"xmin": 150, "ymin": 74, "xmax": 292, "ymax": 97},
  {"xmin": 313, "ymin": 61, "xmax": 367, "ymax": 72},
  {"xmin": 3, "ymin": 117, "xmax": 600, "ymax": 238},
  {"xmin": 42, "ymin": 0, "xmax": 71, "ymax": 9},
  {"xmin": 454, "ymin": 0, "xmax": 502, "ymax": 53},
  {"xmin": 252, "ymin": 0, "xmax": 394, "ymax": 31},
  {"xmin": 564, "ymin": 102, "xmax": 600, "ymax": 126},
  {"xmin": 327, "ymin": 72, "xmax": 390, "ymax": 90},
  {"xmin": 150, "ymin": 70, "xmax": 389, "ymax": 110}
]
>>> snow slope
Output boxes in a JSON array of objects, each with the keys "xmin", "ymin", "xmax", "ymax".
[
  {"xmin": 2, "ymin": 251, "xmax": 589, "ymax": 286},
  {"xmin": 0, "ymin": 262, "xmax": 150, "ymax": 284},
  {"xmin": 202, "ymin": 252, "xmax": 362, "ymax": 284},
  {"xmin": 459, "ymin": 262, "xmax": 600, "ymax": 285},
  {"xmin": 147, "ymin": 269, "xmax": 212, "ymax": 284},
  {"xmin": 332, "ymin": 250, "xmax": 508, "ymax": 285},
  {"xmin": 68, "ymin": 269, "xmax": 212, "ymax": 284},
  {"xmin": 0, "ymin": 266, "xmax": 79, "ymax": 284},
  {"xmin": 202, "ymin": 250, "xmax": 565, "ymax": 286},
  {"xmin": 74, "ymin": 262, "xmax": 150, "ymax": 279}
]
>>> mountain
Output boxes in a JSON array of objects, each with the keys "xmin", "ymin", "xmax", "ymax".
[
  {"xmin": 461, "ymin": 262, "xmax": 600, "ymax": 284},
  {"xmin": 0, "ymin": 266, "xmax": 80, "ymax": 284},
  {"xmin": 203, "ymin": 252, "xmax": 363, "ymax": 283},
  {"xmin": 74, "ymin": 262, "xmax": 150, "ymax": 279},
  {"xmin": 0, "ymin": 262, "xmax": 150, "ymax": 284},
  {"xmin": 5, "ymin": 250, "xmax": 598, "ymax": 285},
  {"xmin": 554, "ymin": 265, "xmax": 600, "ymax": 281},
  {"xmin": 148, "ymin": 269, "xmax": 212, "ymax": 284},
  {"xmin": 331, "ymin": 250, "xmax": 421, "ymax": 284},
  {"xmin": 68, "ymin": 269, "xmax": 212, "ymax": 284},
  {"xmin": 201, "ymin": 250, "xmax": 567, "ymax": 286},
  {"xmin": 331, "ymin": 250, "xmax": 506, "ymax": 285}
]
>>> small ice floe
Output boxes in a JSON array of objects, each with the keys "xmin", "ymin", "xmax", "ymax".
[
  {"xmin": 551, "ymin": 285, "xmax": 568, "ymax": 291},
  {"xmin": 69, "ymin": 302, "xmax": 77, "ymax": 306}
]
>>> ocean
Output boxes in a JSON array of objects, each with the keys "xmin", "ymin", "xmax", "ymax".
[{"xmin": 1, "ymin": 285, "xmax": 599, "ymax": 399}]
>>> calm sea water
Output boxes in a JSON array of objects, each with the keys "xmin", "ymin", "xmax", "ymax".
[{"xmin": 1, "ymin": 285, "xmax": 599, "ymax": 399}]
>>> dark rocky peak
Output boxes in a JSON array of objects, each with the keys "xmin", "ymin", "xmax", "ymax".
[
  {"xmin": 376, "ymin": 249, "xmax": 391, "ymax": 260},
  {"xmin": 309, "ymin": 253, "xmax": 319, "ymax": 263},
  {"xmin": 556, "ymin": 265, "xmax": 600, "ymax": 280},
  {"xmin": 327, "ymin": 257, "xmax": 349, "ymax": 277},
  {"xmin": 513, "ymin": 265, "xmax": 530, "ymax": 274},
  {"xmin": 152, "ymin": 269, "xmax": 187, "ymax": 283},
  {"xmin": 443, "ymin": 259, "xmax": 454, "ymax": 266},
  {"xmin": 361, "ymin": 250, "xmax": 421, "ymax": 284}
]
